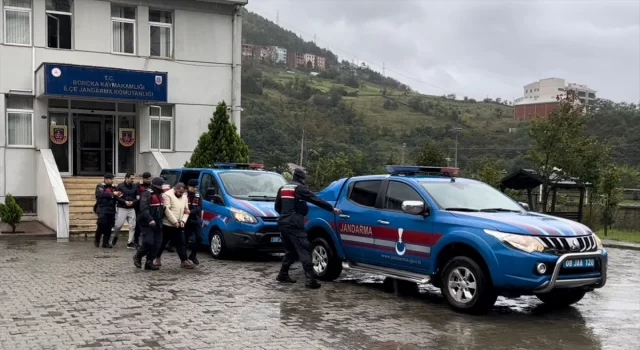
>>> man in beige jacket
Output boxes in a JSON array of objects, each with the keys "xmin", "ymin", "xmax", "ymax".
[{"xmin": 153, "ymin": 182, "xmax": 195, "ymax": 269}]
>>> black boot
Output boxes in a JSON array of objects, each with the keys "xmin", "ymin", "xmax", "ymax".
[
  {"xmin": 112, "ymin": 235, "xmax": 118, "ymax": 247},
  {"xmin": 94, "ymin": 233, "xmax": 100, "ymax": 247},
  {"xmin": 189, "ymin": 253, "xmax": 200, "ymax": 266},
  {"xmin": 133, "ymin": 252, "xmax": 142, "ymax": 268},
  {"xmin": 305, "ymin": 271, "xmax": 321, "ymax": 289},
  {"xmin": 102, "ymin": 243, "xmax": 113, "ymax": 248},
  {"xmin": 144, "ymin": 261, "xmax": 159, "ymax": 271},
  {"xmin": 276, "ymin": 265, "xmax": 296, "ymax": 283}
]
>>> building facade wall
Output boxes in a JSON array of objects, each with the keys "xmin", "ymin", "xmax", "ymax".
[
  {"xmin": 0, "ymin": 0, "xmax": 241, "ymax": 202},
  {"xmin": 514, "ymin": 102, "xmax": 559, "ymax": 121}
]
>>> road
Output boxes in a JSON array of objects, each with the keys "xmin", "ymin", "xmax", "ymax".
[{"xmin": 0, "ymin": 237, "xmax": 637, "ymax": 350}]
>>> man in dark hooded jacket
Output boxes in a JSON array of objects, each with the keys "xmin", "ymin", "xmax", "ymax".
[{"xmin": 274, "ymin": 168, "xmax": 341, "ymax": 289}]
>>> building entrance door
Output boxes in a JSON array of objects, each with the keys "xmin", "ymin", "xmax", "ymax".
[{"xmin": 74, "ymin": 115, "xmax": 114, "ymax": 176}]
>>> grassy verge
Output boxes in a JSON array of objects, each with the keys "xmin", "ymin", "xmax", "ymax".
[{"xmin": 596, "ymin": 229, "xmax": 640, "ymax": 244}]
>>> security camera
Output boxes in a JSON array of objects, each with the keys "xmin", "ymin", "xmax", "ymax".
[{"xmin": 227, "ymin": 107, "xmax": 232, "ymax": 111}]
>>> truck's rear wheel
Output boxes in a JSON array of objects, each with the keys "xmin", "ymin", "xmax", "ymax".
[
  {"xmin": 536, "ymin": 289, "xmax": 586, "ymax": 308},
  {"xmin": 310, "ymin": 237, "xmax": 342, "ymax": 281},
  {"xmin": 440, "ymin": 256, "xmax": 497, "ymax": 315}
]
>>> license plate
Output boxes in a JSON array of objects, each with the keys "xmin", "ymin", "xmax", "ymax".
[
  {"xmin": 562, "ymin": 258, "xmax": 595, "ymax": 268},
  {"xmin": 271, "ymin": 236, "xmax": 281, "ymax": 243}
]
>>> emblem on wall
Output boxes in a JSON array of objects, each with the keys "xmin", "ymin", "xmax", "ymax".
[
  {"xmin": 395, "ymin": 228, "xmax": 407, "ymax": 256},
  {"xmin": 51, "ymin": 67, "xmax": 62, "ymax": 78},
  {"xmin": 119, "ymin": 128, "xmax": 135, "ymax": 147},
  {"xmin": 155, "ymin": 75, "xmax": 163, "ymax": 85},
  {"xmin": 50, "ymin": 125, "xmax": 68, "ymax": 145}
]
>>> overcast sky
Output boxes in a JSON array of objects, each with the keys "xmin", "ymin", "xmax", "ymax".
[{"xmin": 246, "ymin": 0, "xmax": 640, "ymax": 103}]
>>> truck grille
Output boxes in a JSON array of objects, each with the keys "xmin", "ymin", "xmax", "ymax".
[
  {"xmin": 537, "ymin": 235, "xmax": 598, "ymax": 254},
  {"xmin": 261, "ymin": 216, "xmax": 278, "ymax": 222}
]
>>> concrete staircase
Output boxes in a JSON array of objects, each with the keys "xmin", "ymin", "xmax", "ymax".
[{"xmin": 63, "ymin": 176, "xmax": 128, "ymax": 236}]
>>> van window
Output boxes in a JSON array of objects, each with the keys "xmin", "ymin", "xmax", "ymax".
[
  {"xmin": 159, "ymin": 169, "xmax": 181, "ymax": 188},
  {"xmin": 200, "ymin": 173, "xmax": 221, "ymax": 199},
  {"xmin": 179, "ymin": 170, "xmax": 202, "ymax": 187}
]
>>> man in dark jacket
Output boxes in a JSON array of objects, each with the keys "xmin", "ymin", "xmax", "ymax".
[
  {"xmin": 112, "ymin": 172, "xmax": 139, "ymax": 248},
  {"xmin": 274, "ymin": 168, "xmax": 341, "ymax": 289},
  {"xmin": 132, "ymin": 172, "xmax": 152, "ymax": 249},
  {"xmin": 95, "ymin": 173, "xmax": 121, "ymax": 248},
  {"xmin": 184, "ymin": 179, "xmax": 203, "ymax": 265},
  {"xmin": 133, "ymin": 177, "xmax": 166, "ymax": 270}
]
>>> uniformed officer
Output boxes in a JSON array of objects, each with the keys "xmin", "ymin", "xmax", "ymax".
[
  {"xmin": 133, "ymin": 177, "xmax": 166, "ymax": 271},
  {"xmin": 95, "ymin": 173, "xmax": 121, "ymax": 248},
  {"xmin": 184, "ymin": 179, "xmax": 203, "ymax": 265},
  {"xmin": 132, "ymin": 172, "xmax": 152, "ymax": 249},
  {"xmin": 274, "ymin": 168, "xmax": 341, "ymax": 289}
]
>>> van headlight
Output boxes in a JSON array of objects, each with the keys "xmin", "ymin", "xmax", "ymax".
[
  {"xmin": 593, "ymin": 234, "xmax": 603, "ymax": 249},
  {"xmin": 484, "ymin": 229, "xmax": 544, "ymax": 253},
  {"xmin": 230, "ymin": 207, "xmax": 257, "ymax": 224}
]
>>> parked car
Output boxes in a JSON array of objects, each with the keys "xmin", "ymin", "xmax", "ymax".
[
  {"xmin": 304, "ymin": 165, "xmax": 607, "ymax": 314},
  {"xmin": 160, "ymin": 163, "xmax": 286, "ymax": 258}
]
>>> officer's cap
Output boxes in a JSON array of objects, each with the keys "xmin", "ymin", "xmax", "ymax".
[
  {"xmin": 142, "ymin": 172, "xmax": 152, "ymax": 179},
  {"xmin": 293, "ymin": 168, "xmax": 306, "ymax": 179},
  {"xmin": 151, "ymin": 177, "xmax": 165, "ymax": 186},
  {"xmin": 188, "ymin": 179, "xmax": 198, "ymax": 187},
  {"xmin": 104, "ymin": 173, "xmax": 114, "ymax": 179}
]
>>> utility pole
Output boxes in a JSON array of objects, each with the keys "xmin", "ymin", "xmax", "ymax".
[
  {"xmin": 401, "ymin": 143, "xmax": 406, "ymax": 164},
  {"xmin": 313, "ymin": 34, "xmax": 316, "ymax": 44},
  {"xmin": 299, "ymin": 129, "xmax": 305, "ymax": 166},
  {"xmin": 382, "ymin": 62, "xmax": 385, "ymax": 76},
  {"xmin": 453, "ymin": 127, "xmax": 462, "ymax": 167},
  {"xmin": 276, "ymin": 11, "xmax": 279, "ymax": 25}
]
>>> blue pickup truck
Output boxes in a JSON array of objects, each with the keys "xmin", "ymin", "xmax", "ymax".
[
  {"xmin": 160, "ymin": 163, "xmax": 286, "ymax": 258},
  {"xmin": 304, "ymin": 165, "xmax": 607, "ymax": 314}
]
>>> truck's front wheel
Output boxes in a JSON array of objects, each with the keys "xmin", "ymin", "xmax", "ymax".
[
  {"xmin": 536, "ymin": 289, "xmax": 587, "ymax": 308},
  {"xmin": 310, "ymin": 237, "xmax": 342, "ymax": 281},
  {"xmin": 440, "ymin": 256, "xmax": 497, "ymax": 315}
]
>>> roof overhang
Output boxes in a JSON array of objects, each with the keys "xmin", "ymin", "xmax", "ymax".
[{"xmin": 195, "ymin": 0, "xmax": 248, "ymax": 5}]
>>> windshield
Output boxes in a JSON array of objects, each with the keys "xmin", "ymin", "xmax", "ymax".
[
  {"xmin": 218, "ymin": 171, "xmax": 286, "ymax": 200},
  {"xmin": 420, "ymin": 181, "xmax": 524, "ymax": 212}
]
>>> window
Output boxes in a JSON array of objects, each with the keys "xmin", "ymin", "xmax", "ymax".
[
  {"xmin": 46, "ymin": 0, "xmax": 72, "ymax": 49},
  {"xmin": 111, "ymin": 4, "xmax": 135, "ymax": 54},
  {"xmin": 3, "ymin": 0, "xmax": 32, "ymax": 45},
  {"xmin": 13, "ymin": 196, "xmax": 36, "ymax": 215},
  {"xmin": 348, "ymin": 180, "xmax": 382, "ymax": 208},
  {"xmin": 149, "ymin": 9, "xmax": 172, "ymax": 57},
  {"xmin": 149, "ymin": 105, "xmax": 172, "ymax": 150},
  {"xmin": 218, "ymin": 171, "xmax": 286, "ymax": 199},
  {"xmin": 420, "ymin": 181, "xmax": 523, "ymax": 212},
  {"xmin": 384, "ymin": 181, "xmax": 424, "ymax": 211},
  {"xmin": 6, "ymin": 95, "xmax": 34, "ymax": 147},
  {"xmin": 200, "ymin": 173, "xmax": 215, "ymax": 197},
  {"xmin": 159, "ymin": 169, "xmax": 180, "ymax": 188}
]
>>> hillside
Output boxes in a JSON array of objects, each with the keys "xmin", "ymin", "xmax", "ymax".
[{"xmin": 239, "ymin": 10, "xmax": 640, "ymax": 176}]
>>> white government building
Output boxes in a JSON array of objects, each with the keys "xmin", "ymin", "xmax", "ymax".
[{"xmin": 0, "ymin": 0, "xmax": 247, "ymax": 240}]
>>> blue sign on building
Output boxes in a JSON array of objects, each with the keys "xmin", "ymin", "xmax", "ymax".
[{"xmin": 43, "ymin": 63, "xmax": 168, "ymax": 103}]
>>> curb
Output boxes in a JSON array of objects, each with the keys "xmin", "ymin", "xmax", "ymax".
[{"xmin": 602, "ymin": 240, "xmax": 640, "ymax": 251}]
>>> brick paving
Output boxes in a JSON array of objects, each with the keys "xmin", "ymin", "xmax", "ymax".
[{"xmin": 0, "ymin": 237, "xmax": 637, "ymax": 350}]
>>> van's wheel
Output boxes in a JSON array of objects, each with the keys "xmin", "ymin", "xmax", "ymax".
[
  {"xmin": 440, "ymin": 256, "xmax": 497, "ymax": 315},
  {"xmin": 536, "ymin": 289, "xmax": 587, "ymax": 308},
  {"xmin": 209, "ymin": 229, "xmax": 228, "ymax": 259},
  {"xmin": 310, "ymin": 237, "xmax": 342, "ymax": 281}
]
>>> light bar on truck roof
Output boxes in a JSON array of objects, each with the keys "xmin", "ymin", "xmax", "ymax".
[
  {"xmin": 385, "ymin": 165, "xmax": 460, "ymax": 177},
  {"xmin": 213, "ymin": 162, "xmax": 265, "ymax": 170}
]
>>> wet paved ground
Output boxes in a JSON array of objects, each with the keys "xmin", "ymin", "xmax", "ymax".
[{"xmin": 0, "ymin": 237, "xmax": 638, "ymax": 350}]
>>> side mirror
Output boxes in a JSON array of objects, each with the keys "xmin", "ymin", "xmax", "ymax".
[
  {"xmin": 519, "ymin": 202, "xmax": 530, "ymax": 211},
  {"xmin": 401, "ymin": 200, "xmax": 427, "ymax": 216}
]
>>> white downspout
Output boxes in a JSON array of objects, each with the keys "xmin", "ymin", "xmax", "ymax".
[{"xmin": 231, "ymin": 5, "xmax": 242, "ymax": 134}]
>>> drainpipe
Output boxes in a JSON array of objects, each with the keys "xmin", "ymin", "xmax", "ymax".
[{"xmin": 231, "ymin": 5, "xmax": 242, "ymax": 134}]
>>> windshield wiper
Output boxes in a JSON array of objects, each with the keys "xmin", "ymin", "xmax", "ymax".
[
  {"xmin": 248, "ymin": 195, "xmax": 276, "ymax": 201},
  {"xmin": 445, "ymin": 207, "xmax": 480, "ymax": 212},
  {"xmin": 479, "ymin": 208, "xmax": 522, "ymax": 213}
]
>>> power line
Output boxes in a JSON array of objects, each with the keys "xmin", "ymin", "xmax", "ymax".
[{"xmin": 259, "ymin": 10, "xmax": 456, "ymax": 95}]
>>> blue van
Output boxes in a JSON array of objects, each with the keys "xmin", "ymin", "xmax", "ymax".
[{"xmin": 159, "ymin": 163, "xmax": 287, "ymax": 258}]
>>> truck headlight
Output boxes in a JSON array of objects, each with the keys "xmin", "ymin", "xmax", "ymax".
[
  {"xmin": 484, "ymin": 229, "xmax": 544, "ymax": 253},
  {"xmin": 593, "ymin": 234, "xmax": 603, "ymax": 249},
  {"xmin": 230, "ymin": 207, "xmax": 257, "ymax": 224}
]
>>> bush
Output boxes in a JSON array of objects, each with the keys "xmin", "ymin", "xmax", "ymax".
[{"xmin": 0, "ymin": 194, "xmax": 23, "ymax": 233}]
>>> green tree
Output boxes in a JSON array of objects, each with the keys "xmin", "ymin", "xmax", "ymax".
[
  {"xmin": 307, "ymin": 152, "xmax": 354, "ymax": 190},
  {"xmin": 415, "ymin": 141, "xmax": 447, "ymax": 167},
  {"xmin": 599, "ymin": 166, "xmax": 623, "ymax": 236},
  {"xmin": 476, "ymin": 160, "xmax": 502, "ymax": 188},
  {"xmin": 0, "ymin": 194, "xmax": 23, "ymax": 233},
  {"xmin": 185, "ymin": 101, "xmax": 249, "ymax": 167},
  {"xmin": 526, "ymin": 92, "xmax": 593, "ymax": 212},
  {"xmin": 617, "ymin": 165, "xmax": 640, "ymax": 189}
]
